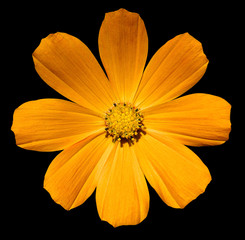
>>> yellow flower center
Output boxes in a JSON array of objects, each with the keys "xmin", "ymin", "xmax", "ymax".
[{"xmin": 105, "ymin": 102, "xmax": 144, "ymax": 143}]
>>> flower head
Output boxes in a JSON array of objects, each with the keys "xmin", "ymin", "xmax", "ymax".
[{"xmin": 11, "ymin": 9, "xmax": 231, "ymax": 227}]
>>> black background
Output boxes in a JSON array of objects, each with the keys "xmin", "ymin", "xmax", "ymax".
[{"xmin": 5, "ymin": 1, "xmax": 238, "ymax": 237}]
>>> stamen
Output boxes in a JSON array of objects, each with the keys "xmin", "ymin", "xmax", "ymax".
[{"xmin": 104, "ymin": 102, "xmax": 144, "ymax": 143}]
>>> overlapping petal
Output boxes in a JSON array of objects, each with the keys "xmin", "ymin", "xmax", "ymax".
[
  {"xmin": 11, "ymin": 99, "xmax": 105, "ymax": 151},
  {"xmin": 99, "ymin": 8, "xmax": 148, "ymax": 102},
  {"xmin": 134, "ymin": 134, "xmax": 211, "ymax": 208},
  {"xmin": 33, "ymin": 32, "xmax": 115, "ymax": 115},
  {"xmin": 143, "ymin": 93, "xmax": 231, "ymax": 146},
  {"xmin": 96, "ymin": 142, "xmax": 149, "ymax": 227},
  {"xmin": 44, "ymin": 133, "xmax": 114, "ymax": 210},
  {"xmin": 134, "ymin": 33, "xmax": 209, "ymax": 109}
]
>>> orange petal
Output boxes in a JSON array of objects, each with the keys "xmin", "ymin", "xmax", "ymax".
[
  {"xmin": 99, "ymin": 9, "xmax": 148, "ymax": 102},
  {"xmin": 96, "ymin": 142, "xmax": 149, "ymax": 227},
  {"xmin": 11, "ymin": 99, "xmax": 105, "ymax": 151},
  {"xmin": 44, "ymin": 134, "xmax": 114, "ymax": 210},
  {"xmin": 33, "ymin": 32, "xmax": 115, "ymax": 114},
  {"xmin": 134, "ymin": 134, "xmax": 211, "ymax": 208},
  {"xmin": 134, "ymin": 33, "xmax": 208, "ymax": 109},
  {"xmin": 143, "ymin": 93, "xmax": 231, "ymax": 146}
]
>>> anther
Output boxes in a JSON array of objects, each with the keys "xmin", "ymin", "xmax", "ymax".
[{"xmin": 104, "ymin": 102, "xmax": 144, "ymax": 143}]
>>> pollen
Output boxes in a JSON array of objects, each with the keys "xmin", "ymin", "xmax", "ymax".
[{"xmin": 104, "ymin": 102, "xmax": 144, "ymax": 143}]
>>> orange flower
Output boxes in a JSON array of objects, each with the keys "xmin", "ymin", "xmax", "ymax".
[{"xmin": 11, "ymin": 9, "xmax": 231, "ymax": 227}]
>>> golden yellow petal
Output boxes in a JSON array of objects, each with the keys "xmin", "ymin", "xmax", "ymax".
[
  {"xmin": 11, "ymin": 99, "xmax": 105, "ymax": 151},
  {"xmin": 134, "ymin": 134, "xmax": 211, "ymax": 208},
  {"xmin": 96, "ymin": 142, "xmax": 149, "ymax": 227},
  {"xmin": 44, "ymin": 134, "xmax": 114, "ymax": 210},
  {"xmin": 143, "ymin": 93, "xmax": 231, "ymax": 146},
  {"xmin": 134, "ymin": 33, "xmax": 208, "ymax": 109},
  {"xmin": 33, "ymin": 32, "xmax": 115, "ymax": 115},
  {"xmin": 99, "ymin": 8, "xmax": 148, "ymax": 102}
]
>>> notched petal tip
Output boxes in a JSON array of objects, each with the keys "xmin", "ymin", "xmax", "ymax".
[
  {"xmin": 178, "ymin": 172, "xmax": 212, "ymax": 209},
  {"xmin": 177, "ymin": 32, "xmax": 209, "ymax": 65},
  {"xmin": 45, "ymin": 32, "xmax": 65, "ymax": 42},
  {"xmin": 11, "ymin": 104, "xmax": 24, "ymax": 146},
  {"xmin": 32, "ymin": 32, "xmax": 65, "ymax": 58},
  {"xmin": 105, "ymin": 8, "xmax": 140, "ymax": 18},
  {"xmin": 225, "ymin": 102, "xmax": 232, "ymax": 142}
]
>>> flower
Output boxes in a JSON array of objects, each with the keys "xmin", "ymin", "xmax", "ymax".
[{"xmin": 11, "ymin": 8, "xmax": 231, "ymax": 227}]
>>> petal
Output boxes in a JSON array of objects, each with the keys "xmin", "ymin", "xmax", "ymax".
[
  {"xmin": 96, "ymin": 142, "xmax": 149, "ymax": 227},
  {"xmin": 33, "ymin": 32, "xmax": 115, "ymax": 114},
  {"xmin": 99, "ymin": 9, "xmax": 148, "ymax": 102},
  {"xmin": 11, "ymin": 99, "xmax": 105, "ymax": 151},
  {"xmin": 134, "ymin": 33, "xmax": 208, "ymax": 109},
  {"xmin": 143, "ymin": 94, "xmax": 231, "ymax": 146},
  {"xmin": 44, "ymin": 134, "xmax": 114, "ymax": 210},
  {"xmin": 134, "ymin": 134, "xmax": 211, "ymax": 208}
]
